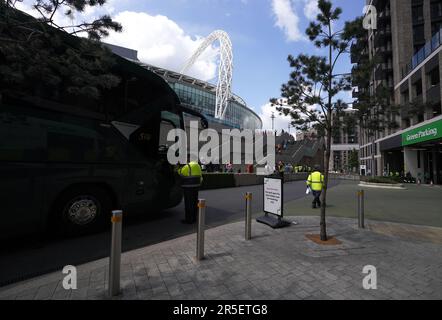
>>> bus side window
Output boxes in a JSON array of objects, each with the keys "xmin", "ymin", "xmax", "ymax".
[
  {"xmin": 46, "ymin": 114, "xmax": 98, "ymax": 162},
  {"xmin": 159, "ymin": 120, "xmax": 176, "ymax": 150},
  {"xmin": 0, "ymin": 105, "xmax": 46, "ymax": 162}
]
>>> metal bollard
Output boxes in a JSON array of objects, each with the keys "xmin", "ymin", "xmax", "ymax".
[
  {"xmin": 196, "ymin": 199, "xmax": 206, "ymax": 261},
  {"xmin": 357, "ymin": 190, "xmax": 365, "ymax": 229},
  {"xmin": 109, "ymin": 210, "xmax": 123, "ymax": 297},
  {"xmin": 245, "ymin": 193, "xmax": 252, "ymax": 240}
]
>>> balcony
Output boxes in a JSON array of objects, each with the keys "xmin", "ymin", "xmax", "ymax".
[
  {"xmin": 378, "ymin": 9, "xmax": 391, "ymax": 26},
  {"xmin": 372, "ymin": 0, "xmax": 388, "ymax": 10},
  {"xmin": 374, "ymin": 27, "xmax": 392, "ymax": 46},
  {"xmin": 374, "ymin": 44, "xmax": 393, "ymax": 59},
  {"xmin": 350, "ymin": 41, "xmax": 368, "ymax": 64},
  {"xmin": 402, "ymin": 28, "xmax": 442, "ymax": 80},
  {"xmin": 374, "ymin": 62, "xmax": 393, "ymax": 81}
]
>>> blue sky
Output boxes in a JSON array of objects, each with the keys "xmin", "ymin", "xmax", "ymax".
[{"xmin": 18, "ymin": 0, "xmax": 366, "ymax": 130}]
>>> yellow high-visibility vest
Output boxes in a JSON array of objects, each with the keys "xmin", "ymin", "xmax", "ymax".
[
  {"xmin": 179, "ymin": 161, "xmax": 203, "ymax": 183},
  {"xmin": 307, "ymin": 171, "xmax": 324, "ymax": 191}
]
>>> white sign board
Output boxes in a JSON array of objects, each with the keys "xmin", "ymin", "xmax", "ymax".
[{"xmin": 264, "ymin": 177, "xmax": 283, "ymax": 216}]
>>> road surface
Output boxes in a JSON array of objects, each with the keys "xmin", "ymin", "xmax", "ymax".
[{"xmin": 0, "ymin": 179, "xmax": 339, "ymax": 286}]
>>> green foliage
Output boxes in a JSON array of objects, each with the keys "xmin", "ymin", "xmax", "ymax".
[
  {"xmin": 0, "ymin": 1, "xmax": 122, "ymax": 102},
  {"xmin": 271, "ymin": 0, "xmax": 353, "ymax": 137},
  {"xmin": 363, "ymin": 176, "xmax": 399, "ymax": 185},
  {"xmin": 347, "ymin": 149, "xmax": 359, "ymax": 170}
]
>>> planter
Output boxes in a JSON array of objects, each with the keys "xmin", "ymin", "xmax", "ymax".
[
  {"xmin": 358, "ymin": 181, "xmax": 406, "ymax": 190},
  {"xmin": 201, "ymin": 173, "xmax": 236, "ymax": 190}
]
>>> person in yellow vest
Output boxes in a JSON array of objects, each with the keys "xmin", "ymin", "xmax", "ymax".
[
  {"xmin": 306, "ymin": 165, "xmax": 325, "ymax": 209},
  {"xmin": 178, "ymin": 161, "xmax": 203, "ymax": 224}
]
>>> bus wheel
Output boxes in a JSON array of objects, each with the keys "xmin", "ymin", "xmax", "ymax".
[{"xmin": 54, "ymin": 186, "xmax": 112, "ymax": 236}]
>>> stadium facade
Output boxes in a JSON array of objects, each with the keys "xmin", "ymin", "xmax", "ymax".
[{"xmin": 105, "ymin": 43, "xmax": 262, "ymax": 131}]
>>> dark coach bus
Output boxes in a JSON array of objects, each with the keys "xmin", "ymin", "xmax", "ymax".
[{"xmin": 0, "ymin": 22, "xmax": 205, "ymax": 238}]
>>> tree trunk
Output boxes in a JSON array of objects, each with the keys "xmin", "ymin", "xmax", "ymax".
[
  {"xmin": 320, "ymin": 125, "xmax": 332, "ymax": 241},
  {"xmin": 320, "ymin": 22, "xmax": 333, "ymax": 242}
]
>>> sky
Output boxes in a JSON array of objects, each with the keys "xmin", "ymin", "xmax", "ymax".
[{"xmin": 16, "ymin": 0, "xmax": 365, "ymax": 132}]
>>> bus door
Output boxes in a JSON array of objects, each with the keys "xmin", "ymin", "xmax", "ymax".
[
  {"xmin": 155, "ymin": 111, "xmax": 185, "ymax": 208},
  {"xmin": 110, "ymin": 120, "xmax": 157, "ymax": 214}
]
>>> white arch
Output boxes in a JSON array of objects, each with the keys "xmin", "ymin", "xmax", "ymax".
[{"xmin": 181, "ymin": 30, "xmax": 233, "ymax": 120}]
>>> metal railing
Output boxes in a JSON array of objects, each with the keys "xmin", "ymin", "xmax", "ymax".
[{"xmin": 402, "ymin": 28, "xmax": 442, "ymax": 79}]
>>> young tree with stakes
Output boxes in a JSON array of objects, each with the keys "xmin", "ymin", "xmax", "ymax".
[{"xmin": 271, "ymin": 0, "xmax": 357, "ymax": 241}]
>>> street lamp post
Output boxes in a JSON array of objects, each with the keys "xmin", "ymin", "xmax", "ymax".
[{"xmin": 271, "ymin": 112, "xmax": 275, "ymax": 131}]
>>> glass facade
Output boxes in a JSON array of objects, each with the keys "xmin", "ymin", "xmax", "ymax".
[
  {"xmin": 402, "ymin": 28, "xmax": 442, "ymax": 79},
  {"xmin": 169, "ymin": 81, "xmax": 262, "ymax": 130}
]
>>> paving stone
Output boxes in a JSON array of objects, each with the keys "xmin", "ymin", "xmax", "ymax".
[{"xmin": 1, "ymin": 217, "xmax": 442, "ymax": 300}]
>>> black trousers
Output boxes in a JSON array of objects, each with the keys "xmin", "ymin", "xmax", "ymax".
[
  {"xmin": 183, "ymin": 186, "xmax": 199, "ymax": 223},
  {"xmin": 312, "ymin": 190, "xmax": 322, "ymax": 208}
]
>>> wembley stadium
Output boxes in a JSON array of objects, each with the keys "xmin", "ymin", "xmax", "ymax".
[
  {"xmin": 105, "ymin": 33, "xmax": 262, "ymax": 131},
  {"xmin": 142, "ymin": 64, "xmax": 262, "ymax": 130}
]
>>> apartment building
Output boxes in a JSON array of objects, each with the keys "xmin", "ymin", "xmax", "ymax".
[
  {"xmin": 330, "ymin": 110, "xmax": 360, "ymax": 173},
  {"xmin": 353, "ymin": 0, "xmax": 442, "ymax": 183}
]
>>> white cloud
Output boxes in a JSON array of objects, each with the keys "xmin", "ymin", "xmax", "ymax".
[
  {"xmin": 106, "ymin": 11, "xmax": 219, "ymax": 81},
  {"xmin": 14, "ymin": 1, "xmax": 219, "ymax": 81},
  {"xmin": 303, "ymin": 0, "xmax": 319, "ymax": 20},
  {"xmin": 271, "ymin": 0, "xmax": 321, "ymax": 42},
  {"xmin": 258, "ymin": 102, "xmax": 295, "ymax": 135},
  {"xmin": 271, "ymin": 0, "xmax": 303, "ymax": 42}
]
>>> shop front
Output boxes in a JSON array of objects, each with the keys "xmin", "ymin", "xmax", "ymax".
[{"xmin": 380, "ymin": 118, "xmax": 442, "ymax": 184}]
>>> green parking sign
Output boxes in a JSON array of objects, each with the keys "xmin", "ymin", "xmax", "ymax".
[{"xmin": 402, "ymin": 119, "xmax": 442, "ymax": 146}]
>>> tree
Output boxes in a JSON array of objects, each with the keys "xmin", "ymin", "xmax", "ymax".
[
  {"xmin": 0, "ymin": 0, "xmax": 122, "ymax": 103},
  {"xmin": 271, "ymin": 0, "xmax": 356, "ymax": 241},
  {"xmin": 348, "ymin": 149, "xmax": 359, "ymax": 173},
  {"xmin": 1, "ymin": 0, "xmax": 122, "ymax": 40}
]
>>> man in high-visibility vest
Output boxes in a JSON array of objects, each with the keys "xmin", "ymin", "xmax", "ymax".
[
  {"xmin": 306, "ymin": 165, "xmax": 325, "ymax": 209},
  {"xmin": 178, "ymin": 161, "xmax": 203, "ymax": 224}
]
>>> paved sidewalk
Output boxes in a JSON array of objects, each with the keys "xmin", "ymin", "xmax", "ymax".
[{"xmin": 0, "ymin": 216, "xmax": 441, "ymax": 300}]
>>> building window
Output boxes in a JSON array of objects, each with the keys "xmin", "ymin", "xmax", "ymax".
[
  {"xmin": 401, "ymin": 89, "xmax": 410, "ymax": 104},
  {"xmin": 431, "ymin": 1, "xmax": 442, "ymax": 20},
  {"xmin": 413, "ymin": 79, "xmax": 423, "ymax": 96},
  {"xmin": 432, "ymin": 22, "xmax": 442, "ymax": 35},
  {"xmin": 413, "ymin": 24, "xmax": 425, "ymax": 48},
  {"xmin": 413, "ymin": 5, "xmax": 424, "ymax": 24},
  {"xmin": 433, "ymin": 103, "xmax": 442, "ymax": 116},
  {"xmin": 428, "ymin": 67, "xmax": 440, "ymax": 86}
]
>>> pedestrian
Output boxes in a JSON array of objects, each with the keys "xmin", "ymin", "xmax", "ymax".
[
  {"xmin": 207, "ymin": 161, "xmax": 213, "ymax": 173},
  {"xmin": 277, "ymin": 161, "xmax": 284, "ymax": 178},
  {"xmin": 178, "ymin": 161, "xmax": 203, "ymax": 224},
  {"xmin": 306, "ymin": 165, "xmax": 324, "ymax": 209}
]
